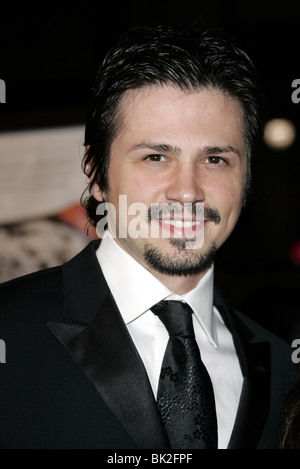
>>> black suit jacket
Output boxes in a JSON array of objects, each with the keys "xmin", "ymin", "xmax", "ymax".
[{"xmin": 0, "ymin": 240, "xmax": 297, "ymax": 449}]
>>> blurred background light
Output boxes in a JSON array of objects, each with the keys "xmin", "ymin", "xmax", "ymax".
[
  {"xmin": 290, "ymin": 240, "xmax": 300, "ymax": 267},
  {"xmin": 0, "ymin": 126, "xmax": 86, "ymax": 225},
  {"xmin": 264, "ymin": 118, "xmax": 296, "ymax": 150}
]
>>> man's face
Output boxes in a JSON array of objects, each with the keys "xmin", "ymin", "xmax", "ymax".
[{"xmin": 93, "ymin": 85, "xmax": 247, "ymax": 284}]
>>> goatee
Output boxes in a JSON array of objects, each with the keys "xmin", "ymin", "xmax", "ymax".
[{"xmin": 143, "ymin": 241, "xmax": 217, "ymax": 276}]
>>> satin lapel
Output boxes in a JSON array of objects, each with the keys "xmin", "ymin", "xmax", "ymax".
[
  {"xmin": 217, "ymin": 305, "xmax": 271, "ymax": 449},
  {"xmin": 47, "ymin": 291, "xmax": 170, "ymax": 449}
]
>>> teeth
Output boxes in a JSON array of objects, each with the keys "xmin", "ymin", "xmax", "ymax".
[{"xmin": 161, "ymin": 220, "xmax": 200, "ymax": 228}]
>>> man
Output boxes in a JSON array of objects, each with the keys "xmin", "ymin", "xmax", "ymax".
[{"xmin": 0, "ymin": 24, "xmax": 296, "ymax": 449}]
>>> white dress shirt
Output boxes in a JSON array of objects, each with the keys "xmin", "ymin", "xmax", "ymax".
[{"xmin": 96, "ymin": 232, "xmax": 243, "ymax": 449}]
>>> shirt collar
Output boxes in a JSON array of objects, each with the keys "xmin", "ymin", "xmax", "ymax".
[{"xmin": 96, "ymin": 232, "xmax": 218, "ymax": 347}]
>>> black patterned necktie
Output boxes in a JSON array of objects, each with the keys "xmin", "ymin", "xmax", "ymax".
[{"xmin": 152, "ymin": 300, "xmax": 218, "ymax": 449}]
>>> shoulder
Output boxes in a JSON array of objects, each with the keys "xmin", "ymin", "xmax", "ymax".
[
  {"xmin": 235, "ymin": 309, "xmax": 295, "ymax": 372},
  {"xmin": 215, "ymin": 285, "xmax": 291, "ymax": 348},
  {"xmin": 235, "ymin": 308, "xmax": 290, "ymax": 347},
  {"xmin": 232, "ymin": 308, "xmax": 297, "ymax": 391},
  {"xmin": 0, "ymin": 265, "xmax": 63, "ymax": 318},
  {"xmin": 214, "ymin": 286, "xmax": 295, "ymax": 373}
]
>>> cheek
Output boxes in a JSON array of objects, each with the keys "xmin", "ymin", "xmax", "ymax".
[
  {"xmin": 211, "ymin": 178, "xmax": 241, "ymax": 202},
  {"xmin": 210, "ymin": 178, "xmax": 244, "ymax": 221},
  {"xmin": 224, "ymin": 190, "xmax": 244, "ymax": 228},
  {"xmin": 105, "ymin": 163, "xmax": 129, "ymax": 202},
  {"xmin": 117, "ymin": 169, "xmax": 160, "ymax": 204}
]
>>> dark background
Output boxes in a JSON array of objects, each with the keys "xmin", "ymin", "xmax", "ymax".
[{"xmin": 0, "ymin": 1, "xmax": 299, "ymax": 341}]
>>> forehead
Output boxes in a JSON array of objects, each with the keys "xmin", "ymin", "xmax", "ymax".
[{"xmin": 114, "ymin": 85, "xmax": 246, "ymax": 151}]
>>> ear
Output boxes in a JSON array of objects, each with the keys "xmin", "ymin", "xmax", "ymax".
[
  {"xmin": 92, "ymin": 183, "xmax": 106, "ymax": 203},
  {"xmin": 84, "ymin": 145, "xmax": 106, "ymax": 202}
]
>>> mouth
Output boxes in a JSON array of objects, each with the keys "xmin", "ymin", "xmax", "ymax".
[
  {"xmin": 159, "ymin": 219, "xmax": 202, "ymax": 228},
  {"xmin": 156, "ymin": 217, "xmax": 205, "ymax": 238},
  {"xmin": 147, "ymin": 203, "xmax": 218, "ymax": 242}
]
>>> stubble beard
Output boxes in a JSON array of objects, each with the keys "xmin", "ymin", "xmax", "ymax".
[
  {"xmin": 143, "ymin": 203, "xmax": 220, "ymax": 276},
  {"xmin": 143, "ymin": 239, "xmax": 218, "ymax": 277}
]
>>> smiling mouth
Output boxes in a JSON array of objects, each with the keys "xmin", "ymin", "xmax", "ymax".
[
  {"xmin": 147, "ymin": 203, "xmax": 219, "ymax": 240},
  {"xmin": 159, "ymin": 219, "xmax": 203, "ymax": 228},
  {"xmin": 155, "ymin": 217, "xmax": 206, "ymax": 240}
]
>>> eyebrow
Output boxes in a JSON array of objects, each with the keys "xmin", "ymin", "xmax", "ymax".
[
  {"xmin": 130, "ymin": 142, "xmax": 241, "ymax": 158},
  {"xmin": 202, "ymin": 145, "xmax": 241, "ymax": 158},
  {"xmin": 130, "ymin": 142, "xmax": 181, "ymax": 155}
]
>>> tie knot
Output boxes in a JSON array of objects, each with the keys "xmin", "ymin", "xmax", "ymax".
[{"xmin": 151, "ymin": 300, "xmax": 195, "ymax": 337}]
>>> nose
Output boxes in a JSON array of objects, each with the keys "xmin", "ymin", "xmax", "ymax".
[{"xmin": 165, "ymin": 161, "xmax": 204, "ymax": 204}]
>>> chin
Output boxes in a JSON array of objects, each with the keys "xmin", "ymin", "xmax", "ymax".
[{"xmin": 143, "ymin": 241, "xmax": 217, "ymax": 277}]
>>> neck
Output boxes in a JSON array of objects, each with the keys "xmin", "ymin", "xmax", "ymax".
[
  {"xmin": 148, "ymin": 269, "xmax": 207, "ymax": 295},
  {"xmin": 110, "ymin": 235, "xmax": 211, "ymax": 295}
]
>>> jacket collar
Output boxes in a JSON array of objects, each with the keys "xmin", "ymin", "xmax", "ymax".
[
  {"xmin": 47, "ymin": 240, "xmax": 170, "ymax": 449},
  {"xmin": 214, "ymin": 292, "xmax": 271, "ymax": 449},
  {"xmin": 61, "ymin": 240, "xmax": 103, "ymax": 325}
]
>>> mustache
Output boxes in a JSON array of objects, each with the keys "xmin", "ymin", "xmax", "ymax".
[
  {"xmin": 147, "ymin": 203, "xmax": 221, "ymax": 225},
  {"xmin": 203, "ymin": 207, "xmax": 221, "ymax": 225}
]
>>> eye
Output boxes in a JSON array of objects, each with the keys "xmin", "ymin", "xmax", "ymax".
[
  {"xmin": 144, "ymin": 154, "xmax": 167, "ymax": 163},
  {"xmin": 205, "ymin": 156, "xmax": 227, "ymax": 166}
]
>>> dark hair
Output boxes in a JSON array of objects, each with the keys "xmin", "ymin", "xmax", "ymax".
[
  {"xmin": 83, "ymin": 24, "xmax": 264, "ymax": 227},
  {"xmin": 278, "ymin": 383, "xmax": 300, "ymax": 449}
]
